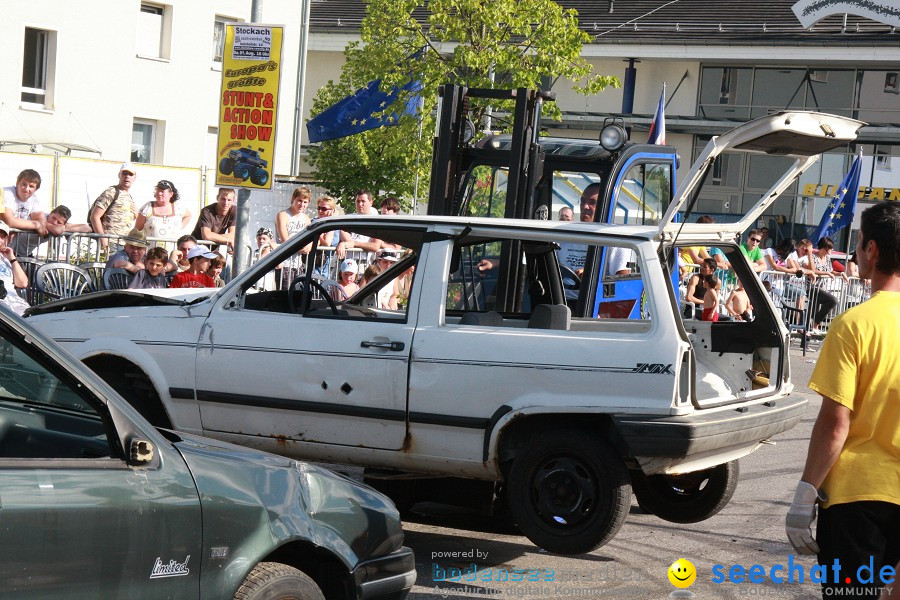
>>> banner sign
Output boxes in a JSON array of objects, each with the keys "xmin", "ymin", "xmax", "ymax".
[
  {"xmin": 802, "ymin": 183, "xmax": 900, "ymax": 202},
  {"xmin": 215, "ymin": 24, "xmax": 284, "ymax": 190},
  {"xmin": 792, "ymin": 0, "xmax": 900, "ymax": 28}
]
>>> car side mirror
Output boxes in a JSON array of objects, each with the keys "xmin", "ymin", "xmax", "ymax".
[{"xmin": 130, "ymin": 439, "xmax": 155, "ymax": 464}]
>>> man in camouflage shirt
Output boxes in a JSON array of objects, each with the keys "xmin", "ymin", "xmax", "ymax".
[{"xmin": 90, "ymin": 162, "xmax": 137, "ymax": 250}]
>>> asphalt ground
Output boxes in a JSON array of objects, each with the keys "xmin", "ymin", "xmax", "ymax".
[{"xmin": 392, "ymin": 339, "xmax": 830, "ymax": 600}]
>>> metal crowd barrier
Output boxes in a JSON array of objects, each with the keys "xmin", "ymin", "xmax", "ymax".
[
  {"xmin": 762, "ymin": 270, "xmax": 870, "ymax": 334},
  {"xmin": 678, "ymin": 262, "xmax": 871, "ymax": 331},
  {"xmin": 11, "ymin": 230, "xmax": 217, "ymax": 304}
]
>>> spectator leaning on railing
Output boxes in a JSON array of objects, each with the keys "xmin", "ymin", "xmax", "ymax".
[
  {"xmin": 740, "ymin": 230, "xmax": 768, "ymax": 273},
  {"xmin": 191, "ymin": 188, "xmax": 236, "ymax": 252},
  {"xmin": 797, "ymin": 238, "xmax": 840, "ymax": 335},
  {"xmin": 170, "ymin": 235, "xmax": 198, "ymax": 273},
  {"xmin": 105, "ymin": 228, "xmax": 149, "ymax": 274},
  {"xmin": 1, "ymin": 169, "xmax": 52, "ymax": 238},
  {"xmin": 11, "ymin": 205, "xmax": 91, "ymax": 259}
]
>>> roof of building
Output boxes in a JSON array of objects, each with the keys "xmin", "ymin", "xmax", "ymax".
[{"xmin": 310, "ymin": 0, "xmax": 899, "ymax": 46}]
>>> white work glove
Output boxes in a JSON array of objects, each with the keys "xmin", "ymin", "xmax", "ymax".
[{"xmin": 785, "ymin": 481, "xmax": 822, "ymax": 555}]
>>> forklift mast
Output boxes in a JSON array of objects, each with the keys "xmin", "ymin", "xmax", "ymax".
[
  {"xmin": 425, "ymin": 83, "xmax": 679, "ymax": 318},
  {"xmin": 427, "ymin": 84, "xmax": 555, "ymax": 220}
]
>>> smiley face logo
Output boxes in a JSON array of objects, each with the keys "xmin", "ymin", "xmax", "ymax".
[{"xmin": 668, "ymin": 559, "xmax": 697, "ymax": 588}]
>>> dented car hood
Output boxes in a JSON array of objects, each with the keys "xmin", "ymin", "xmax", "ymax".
[{"xmin": 25, "ymin": 287, "xmax": 217, "ymax": 316}]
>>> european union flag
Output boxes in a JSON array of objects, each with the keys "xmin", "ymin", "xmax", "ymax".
[
  {"xmin": 811, "ymin": 152, "xmax": 862, "ymax": 244},
  {"xmin": 307, "ymin": 78, "xmax": 422, "ymax": 144}
]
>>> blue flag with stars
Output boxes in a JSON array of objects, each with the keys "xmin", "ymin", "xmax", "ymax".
[
  {"xmin": 811, "ymin": 152, "xmax": 862, "ymax": 244},
  {"xmin": 307, "ymin": 77, "xmax": 422, "ymax": 144}
]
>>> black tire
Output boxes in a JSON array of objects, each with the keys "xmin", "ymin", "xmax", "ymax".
[
  {"xmin": 251, "ymin": 168, "xmax": 269, "ymax": 186},
  {"xmin": 219, "ymin": 157, "xmax": 235, "ymax": 176},
  {"xmin": 235, "ymin": 164, "xmax": 251, "ymax": 181},
  {"xmin": 235, "ymin": 562, "xmax": 324, "ymax": 600},
  {"xmin": 506, "ymin": 430, "xmax": 631, "ymax": 555},
  {"xmin": 630, "ymin": 460, "xmax": 739, "ymax": 524}
]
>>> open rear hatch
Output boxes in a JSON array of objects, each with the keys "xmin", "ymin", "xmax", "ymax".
[{"xmin": 657, "ymin": 111, "xmax": 865, "ymax": 240}]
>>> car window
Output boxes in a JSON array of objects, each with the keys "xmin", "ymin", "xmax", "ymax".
[
  {"xmin": 679, "ymin": 244, "xmax": 757, "ymax": 322},
  {"xmin": 240, "ymin": 225, "xmax": 423, "ymax": 321},
  {"xmin": 463, "ymin": 165, "xmax": 508, "ymax": 218},
  {"xmin": 446, "ymin": 235, "xmax": 650, "ymax": 328},
  {"xmin": 613, "ymin": 162, "xmax": 671, "ymax": 225},
  {"xmin": 0, "ymin": 338, "xmax": 113, "ymax": 459}
]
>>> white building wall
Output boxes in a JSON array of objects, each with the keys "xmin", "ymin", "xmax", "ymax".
[{"xmin": 1, "ymin": 2, "xmax": 895, "ymax": 196}]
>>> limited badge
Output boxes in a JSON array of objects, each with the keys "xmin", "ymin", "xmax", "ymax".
[{"xmin": 150, "ymin": 555, "xmax": 191, "ymax": 579}]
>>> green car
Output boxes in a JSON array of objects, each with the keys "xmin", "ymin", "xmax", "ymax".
[{"xmin": 0, "ymin": 307, "xmax": 415, "ymax": 599}]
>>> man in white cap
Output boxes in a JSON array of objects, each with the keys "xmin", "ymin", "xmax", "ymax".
[
  {"xmin": 105, "ymin": 228, "xmax": 149, "ymax": 274},
  {"xmin": 91, "ymin": 162, "xmax": 137, "ymax": 249},
  {"xmin": 170, "ymin": 246, "xmax": 218, "ymax": 288},
  {"xmin": 0, "ymin": 221, "xmax": 31, "ymax": 316}
]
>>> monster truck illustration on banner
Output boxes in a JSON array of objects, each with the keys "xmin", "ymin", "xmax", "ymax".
[{"xmin": 215, "ymin": 24, "xmax": 283, "ymax": 190}]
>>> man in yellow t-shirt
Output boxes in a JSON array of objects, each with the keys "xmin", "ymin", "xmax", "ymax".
[{"xmin": 786, "ymin": 202, "xmax": 900, "ymax": 598}]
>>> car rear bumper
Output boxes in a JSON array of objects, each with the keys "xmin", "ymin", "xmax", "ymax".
[
  {"xmin": 611, "ymin": 395, "xmax": 807, "ymax": 459},
  {"xmin": 354, "ymin": 546, "xmax": 416, "ymax": 600}
]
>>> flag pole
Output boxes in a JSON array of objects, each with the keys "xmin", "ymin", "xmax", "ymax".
[{"xmin": 844, "ymin": 149, "xmax": 863, "ymax": 262}]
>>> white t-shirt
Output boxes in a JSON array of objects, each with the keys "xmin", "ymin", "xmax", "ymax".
[
  {"xmin": 605, "ymin": 247, "xmax": 635, "ymax": 277},
  {"xmin": 557, "ymin": 243, "xmax": 587, "ymax": 272},
  {"xmin": 3, "ymin": 186, "xmax": 46, "ymax": 220}
]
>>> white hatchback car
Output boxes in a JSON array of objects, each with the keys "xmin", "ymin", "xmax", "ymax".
[{"xmin": 27, "ymin": 111, "xmax": 863, "ymax": 554}]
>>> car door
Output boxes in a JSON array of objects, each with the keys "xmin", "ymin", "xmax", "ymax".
[
  {"xmin": 408, "ymin": 230, "xmax": 683, "ymax": 473},
  {"xmin": 0, "ymin": 331, "xmax": 201, "ymax": 599},
  {"xmin": 193, "ymin": 222, "xmax": 424, "ymax": 452}
]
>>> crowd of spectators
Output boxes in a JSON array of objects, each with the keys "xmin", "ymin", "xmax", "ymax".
[
  {"xmin": 550, "ymin": 201, "xmax": 866, "ymax": 329},
  {"xmin": 0, "ymin": 157, "xmax": 416, "ymax": 311},
  {"xmin": 1, "ymin": 163, "xmax": 868, "ymax": 330}
]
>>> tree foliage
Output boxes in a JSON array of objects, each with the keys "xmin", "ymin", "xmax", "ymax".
[{"xmin": 308, "ymin": 0, "xmax": 619, "ymax": 211}]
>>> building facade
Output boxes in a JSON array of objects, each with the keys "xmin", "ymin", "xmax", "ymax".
[{"xmin": 1, "ymin": 0, "xmax": 897, "ymax": 244}]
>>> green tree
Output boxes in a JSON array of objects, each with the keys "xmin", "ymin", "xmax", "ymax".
[{"xmin": 308, "ymin": 0, "xmax": 618, "ymax": 212}]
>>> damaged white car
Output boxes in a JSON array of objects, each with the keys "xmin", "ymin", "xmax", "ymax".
[{"xmin": 26, "ymin": 111, "xmax": 863, "ymax": 554}]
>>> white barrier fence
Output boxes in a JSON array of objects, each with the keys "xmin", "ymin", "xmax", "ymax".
[{"xmin": 762, "ymin": 270, "xmax": 870, "ymax": 334}]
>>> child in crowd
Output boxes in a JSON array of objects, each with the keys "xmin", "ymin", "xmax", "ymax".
[
  {"xmin": 358, "ymin": 262, "xmax": 382, "ymax": 288},
  {"xmin": 332, "ymin": 258, "xmax": 359, "ymax": 300},
  {"xmin": 701, "ymin": 274, "xmax": 721, "ymax": 322},
  {"xmin": 169, "ymin": 246, "xmax": 217, "ymax": 288},
  {"xmin": 255, "ymin": 228, "xmax": 277, "ymax": 261},
  {"xmin": 129, "ymin": 246, "xmax": 169, "ymax": 289},
  {"xmin": 206, "ymin": 253, "xmax": 226, "ymax": 287},
  {"xmin": 725, "ymin": 280, "xmax": 753, "ymax": 322}
]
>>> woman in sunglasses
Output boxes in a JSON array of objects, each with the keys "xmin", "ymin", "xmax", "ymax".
[{"xmin": 135, "ymin": 179, "xmax": 191, "ymax": 245}]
